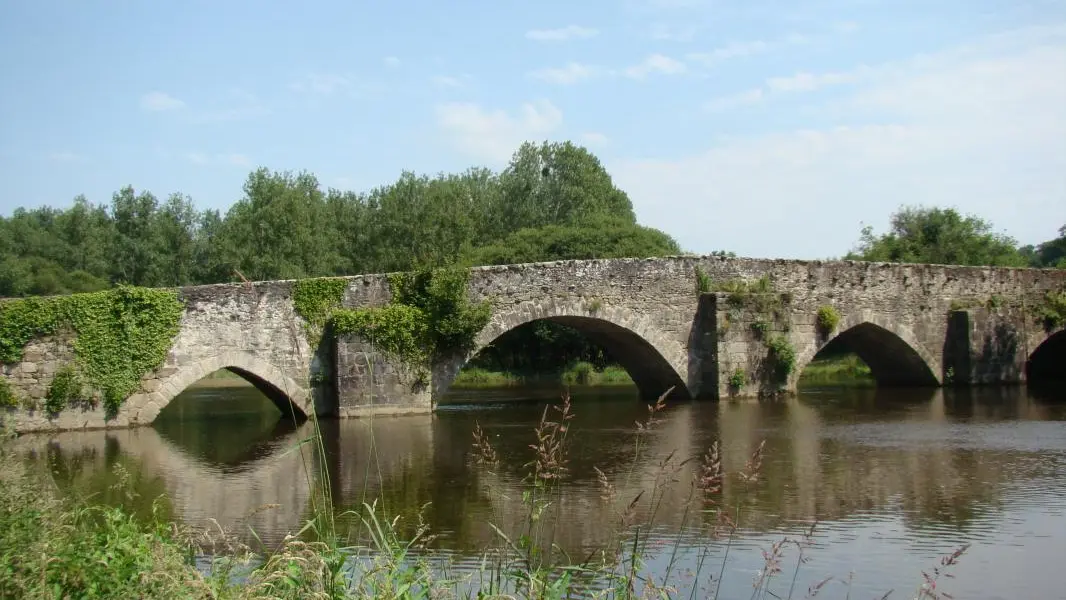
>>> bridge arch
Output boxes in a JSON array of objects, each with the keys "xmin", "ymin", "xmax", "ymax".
[
  {"xmin": 794, "ymin": 314, "xmax": 942, "ymax": 387},
  {"xmin": 434, "ymin": 298, "xmax": 690, "ymax": 401},
  {"xmin": 125, "ymin": 353, "xmax": 312, "ymax": 424},
  {"xmin": 1026, "ymin": 330, "xmax": 1066, "ymax": 385}
]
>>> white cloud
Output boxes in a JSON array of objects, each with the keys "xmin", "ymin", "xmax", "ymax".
[
  {"xmin": 435, "ymin": 100, "xmax": 564, "ymax": 163},
  {"xmin": 703, "ymin": 88, "xmax": 764, "ymax": 112},
  {"xmin": 383, "ymin": 56, "xmax": 401, "ymax": 67},
  {"xmin": 431, "ymin": 74, "xmax": 467, "ymax": 88},
  {"xmin": 624, "ymin": 54, "xmax": 687, "ymax": 79},
  {"xmin": 581, "ymin": 132, "xmax": 610, "ymax": 146},
  {"xmin": 766, "ymin": 69, "xmax": 863, "ymax": 92},
  {"xmin": 526, "ymin": 25, "xmax": 599, "ymax": 41},
  {"xmin": 187, "ymin": 152, "xmax": 252, "ymax": 167},
  {"xmin": 529, "ymin": 62, "xmax": 601, "ymax": 85},
  {"xmin": 289, "ymin": 73, "xmax": 352, "ymax": 95},
  {"xmin": 192, "ymin": 88, "xmax": 271, "ymax": 122},
  {"xmin": 649, "ymin": 23, "xmax": 697, "ymax": 42},
  {"xmin": 140, "ymin": 91, "xmax": 185, "ymax": 111},
  {"xmin": 611, "ymin": 25, "xmax": 1066, "ymax": 259}
]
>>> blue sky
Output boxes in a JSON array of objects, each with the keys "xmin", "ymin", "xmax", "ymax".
[{"xmin": 1, "ymin": 0, "xmax": 1064, "ymax": 259}]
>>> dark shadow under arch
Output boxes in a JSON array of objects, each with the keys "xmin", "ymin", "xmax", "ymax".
[
  {"xmin": 812, "ymin": 322, "xmax": 939, "ymax": 387},
  {"xmin": 460, "ymin": 316, "xmax": 690, "ymax": 401},
  {"xmin": 1026, "ymin": 331, "xmax": 1066, "ymax": 385},
  {"xmin": 224, "ymin": 367, "xmax": 308, "ymax": 421}
]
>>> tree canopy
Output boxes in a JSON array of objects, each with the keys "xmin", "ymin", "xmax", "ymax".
[
  {"xmin": 0, "ymin": 141, "xmax": 680, "ymax": 298},
  {"xmin": 845, "ymin": 206, "xmax": 1033, "ymax": 267}
]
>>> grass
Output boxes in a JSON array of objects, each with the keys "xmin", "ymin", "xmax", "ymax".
[
  {"xmin": 452, "ymin": 363, "xmax": 634, "ymax": 389},
  {"xmin": 1, "ymin": 381, "xmax": 970, "ymax": 599},
  {"xmin": 798, "ymin": 353, "xmax": 875, "ymax": 387}
]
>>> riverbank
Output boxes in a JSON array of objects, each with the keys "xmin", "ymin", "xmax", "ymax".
[
  {"xmin": 796, "ymin": 353, "xmax": 874, "ymax": 386},
  {"xmin": 453, "ymin": 355, "xmax": 874, "ymax": 390},
  {"xmin": 452, "ymin": 362, "xmax": 634, "ymax": 388},
  {"xmin": 0, "ymin": 390, "xmax": 980, "ymax": 599}
]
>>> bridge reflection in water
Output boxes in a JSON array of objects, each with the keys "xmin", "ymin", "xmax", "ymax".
[{"xmin": 11, "ymin": 382, "xmax": 1066, "ymax": 599}]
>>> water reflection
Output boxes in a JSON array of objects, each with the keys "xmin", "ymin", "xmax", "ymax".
[{"xmin": 12, "ymin": 383, "xmax": 1066, "ymax": 598}]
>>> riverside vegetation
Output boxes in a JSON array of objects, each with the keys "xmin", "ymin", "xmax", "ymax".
[
  {"xmin": 3, "ymin": 141, "xmax": 1065, "ymax": 388},
  {"xmin": 0, "ymin": 389, "xmax": 970, "ymax": 599}
]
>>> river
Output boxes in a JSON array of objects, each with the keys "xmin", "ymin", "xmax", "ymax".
[{"xmin": 11, "ymin": 381, "xmax": 1066, "ymax": 599}]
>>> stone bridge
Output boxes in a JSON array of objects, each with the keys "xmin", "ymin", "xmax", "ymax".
[{"xmin": 3, "ymin": 256, "xmax": 1065, "ymax": 432}]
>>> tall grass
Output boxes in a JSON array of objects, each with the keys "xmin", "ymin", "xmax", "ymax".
[{"xmin": 0, "ymin": 382, "xmax": 971, "ymax": 599}]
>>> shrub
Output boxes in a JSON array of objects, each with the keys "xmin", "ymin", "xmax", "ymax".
[
  {"xmin": 816, "ymin": 305, "xmax": 840, "ymax": 336},
  {"xmin": 45, "ymin": 365, "xmax": 84, "ymax": 416},
  {"xmin": 765, "ymin": 334, "xmax": 797, "ymax": 383},
  {"xmin": 729, "ymin": 368, "xmax": 746, "ymax": 390},
  {"xmin": 0, "ymin": 378, "xmax": 16, "ymax": 409}
]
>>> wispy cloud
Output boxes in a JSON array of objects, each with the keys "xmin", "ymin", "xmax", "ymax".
[
  {"xmin": 528, "ymin": 62, "xmax": 602, "ymax": 85},
  {"xmin": 525, "ymin": 25, "xmax": 599, "ymax": 42},
  {"xmin": 289, "ymin": 73, "xmax": 385, "ymax": 99},
  {"xmin": 766, "ymin": 69, "xmax": 864, "ymax": 92},
  {"xmin": 580, "ymin": 132, "xmax": 610, "ymax": 146},
  {"xmin": 289, "ymin": 73, "xmax": 352, "ymax": 95},
  {"xmin": 191, "ymin": 88, "xmax": 271, "ymax": 123},
  {"xmin": 383, "ymin": 56, "xmax": 401, "ymax": 67},
  {"xmin": 612, "ymin": 24, "xmax": 1066, "ymax": 259},
  {"xmin": 624, "ymin": 54, "xmax": 687, "ymax": 79},
  {"xmin": 139, "ymin": 91, "xmax": 185, "ymax": 112},
  {"xmin": 649, "ymin": 23, "xmax": 697, "ymax": 42},
  {"xmin": 187, "ymin": 152, "xmax": 251, "ymax": 167},
  {"xmin": 431, "ymin": 74, "xmax": 470, "ymax": 88},
  {"xmin": 435, "ymin": 99, "xmax": 563, "ymax": 163},
  {"xmin": 703, "ymin": 88, "xmax": 764, "ymax": 112}
]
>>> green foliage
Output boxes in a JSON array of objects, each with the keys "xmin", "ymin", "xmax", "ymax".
[
  {"xmin": 1037, "ymin": 290, "xmax": 1066, "ymax": 331},
  {"xmin": 765, "ymin": 334, "xmax": 797, "ymax": 383},
  {"xmin": 1020, "ymin": 225, "xmax": 1066, "ymax": 268},
  {"xmin": 0, "ymin": 463, "xmax": 203, "ymax": 599},
  {"xmin": 694, "ymin": 265, "xmax": 711, "ymax": 295},
  {"xmin": 562, "ymin": 361, "xmax": 596, "ymax": 385},
  {"xmin": 332, "ymin": 268, "xmax": 491, "ymax": 366},
  {"xmin": 586, "ymin": 298, "xmax": 603, "ymax": 313},
  {"xmin": 816, "ymin": 305, "xmax": 841, "ymax": 335},
  {"xmin": 751, "ymin": 320, "xmax": 769, "ymax": 339},
  {"xmin": 0, "ymin": 377, "xmax": 16, "ymax": 409},
  {"xmin": 292, "ymin": 276, "xmax": 350, "ymax": 343},
  {"xmin": 729, "ymin": 368, "xmax": 746, "ymax": 389},
  {"xmin": 467, "ymin": 217, "xmax": 680, "ymax": 266},
  {"xmin": 847, "ymin": 205, "xmax": 1028, "ymax": 267},
  {"xmin": 332, "ymin": 304, "xmax": 430, "ymax": 364},
  {"xmin": 0, "ymin": 286, "xmax": 183, "ymax": 416},
  {"xmin": 45, "ymin": 365, "xmax": 84, "ymax": 415}
]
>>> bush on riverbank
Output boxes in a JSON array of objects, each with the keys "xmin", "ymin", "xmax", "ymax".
[
  {"xmin": 452, "ymin": 363, "xmax": 634, "ymax": 388},
  {"xmin": 798, "ymin": 353, "xmax": 874, "ymax": 386}
]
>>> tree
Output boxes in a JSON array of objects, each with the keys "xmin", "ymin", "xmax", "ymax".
[
  {"xmin": 495, "ymin": 141, "xmax": 636, "ymax": 236},
  {"xmin": 846, "ymin": 206, "xmax": 1027, "ymax": 267},
  {"xmin": 1020, "ymin": 225, "xmax": 1066, "ymax": 268}
]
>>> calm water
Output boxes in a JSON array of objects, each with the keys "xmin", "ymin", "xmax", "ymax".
[{"xmin": 13, "ymin": 381, "xmax": 1066, "ymax": 599}]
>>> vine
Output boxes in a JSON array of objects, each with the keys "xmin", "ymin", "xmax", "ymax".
[
  {"xmin": 0, "ymin": 377, "xmax": 16, "ymax": 409},
  {"xmin": 45, "ymin": 364, "xmax": 84, "ymax": 416},
  {"xmin": 333, "ymin": 267, "xmax": 491, "ymax": 367},
  {"xmin": 1036, "ymin": 290, "xmax": 1066, "ymax": 331},
  {"xmin": 292, "ymin": 277, "xmax": 350, "ymax": 345},
  {"xmin": 0, "ymin": 286, "xmax": 184, "ymax": 417},
  {"xmin": 765, "ymin": 334, "xmax": 797, "ymax": 384}
]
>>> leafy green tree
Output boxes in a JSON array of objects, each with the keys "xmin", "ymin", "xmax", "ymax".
[
  {"xmin": 468, "ymin": 216, "xmax": 680, "ymax": 266},
  {"xmin": 495, "ymin": 141, "xmax": 636, "ymax": 236},
  {"xmin": 1020, "ymin": 225, "xmax": 1066, "ymax": 268},
  {"xmin": 846, "ymin": 206, "xmax": 1027, "ymax": 267},
  {"xmin": 216, "ymin": 168, "xmax": 341, "ymax": 281}
]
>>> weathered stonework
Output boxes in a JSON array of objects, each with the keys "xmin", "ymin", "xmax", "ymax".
[{"xmin": 3, "ymin": 256, "xmax": 1066, "ymax": 433}]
